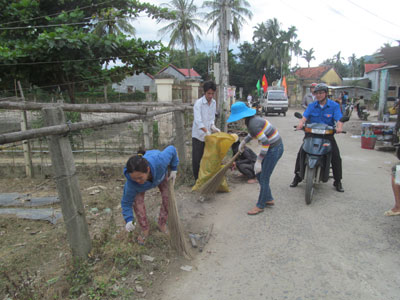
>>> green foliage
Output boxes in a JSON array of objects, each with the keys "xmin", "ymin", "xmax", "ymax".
[
  {"xmin": 67, "ymin": 260, "xmax": 92, "ymax": 297},
  {"xmin": 0, "ymin": 0, "xmax": 171, "ymax": 102}
]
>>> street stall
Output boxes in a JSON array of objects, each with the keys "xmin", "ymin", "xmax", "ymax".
[{"xmin": 361, "ymin": 122, "xmax": 395, "ymax": 150}]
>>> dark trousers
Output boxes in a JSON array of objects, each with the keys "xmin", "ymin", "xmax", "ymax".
[
  {"xmin": 236, "ymin": 160, "xmax": 256, "ymax": 179},
  {"xmin": 192, "ymin": 137, "xmax": 205, "ymax": 181},
  {"xmin": 294, "ymin": 135, "xmax": 342, "ymax": 182}
]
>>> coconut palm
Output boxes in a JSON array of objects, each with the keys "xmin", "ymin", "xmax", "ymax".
[
  {"xmin": 93, "ymin": 7, "xmax": 135, "ymax": 36},
  {"xmin": 202, "ymin": 0, "xmax": 253, "ymax": 43},
  {"xmin": 253, "ymin": 19, "xmax": 301, "ymax": 77},
  {"xmin": 158, "ymin": 0, "xmax": 203, "ymax": 78},
  {"xmin": 302, "ymin": 48, "xmax": 315, "ymax": 68}
]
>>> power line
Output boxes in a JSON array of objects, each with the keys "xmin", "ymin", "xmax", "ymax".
[
  {"xmin": 0, "ymin": 54, "xmax": 146, "ymax": 66},
  {"xmin": 0, "ymin": 18, "xmax": 116, "ymax": 30},
  {"xmin": 345, "ymin": 0, "xmax": 400, "ymax": 29},
  {"xmin": 1, "ymin": 74, "xmax": 116, "ymax": 94},
  {"xmin": 0, "ymin": 0, "xmax": 111, "ymax": 27}
]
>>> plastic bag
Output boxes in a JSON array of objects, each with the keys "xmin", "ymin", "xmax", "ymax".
[{"xmin": 192, "ymin": 132, "xmax": 238, "ymax": 192}]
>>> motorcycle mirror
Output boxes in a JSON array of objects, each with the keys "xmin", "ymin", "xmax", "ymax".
[
  {"xmin": 340, "ymin": 116, "xmax": 350, "ymax": 123},
  {"xmin": 294, "ymin": 112, "xmax": 303, "ymax": 119}
]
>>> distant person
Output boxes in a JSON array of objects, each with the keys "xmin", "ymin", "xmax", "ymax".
[
  {"xmin": 301, "ymin": 83, "xmax": 317, "ymax": 109},
  {"xmin": 192, "ymin": 81, "xmax": 220, "ymax": 181},
  {"xmin": 247, "ymin": 94, "xmax": 253, "ymax": 107},
  {"xmin": 341, "ymin": 91, "xmax": 349, "ymax": 112},
  {"xmin": 121, "ymin": 146, "xmax": 179, "ymax": 244}
]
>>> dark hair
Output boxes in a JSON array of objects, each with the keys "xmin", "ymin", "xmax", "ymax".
[
  {"xmin": 203, "ymin": 81, "xmax": 217, "ymax": 93},
  {"xmin": 126, "ymin": 150, "xmax": 148, "ymax": 173}
]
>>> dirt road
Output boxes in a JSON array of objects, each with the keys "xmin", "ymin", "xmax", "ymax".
[{"xmin": 152, "ymin": 108, "xmax": 400, "ymax": 300}]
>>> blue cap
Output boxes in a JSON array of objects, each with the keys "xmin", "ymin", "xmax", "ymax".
[{"xmin": 227, "ymin": 101, "xmax": 256, "ymax": 123}]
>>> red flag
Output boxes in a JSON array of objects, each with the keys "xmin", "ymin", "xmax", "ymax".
[
  {"xmin": 282, "ymin": 76, "xmax": 287, "ymax": 95},
  {"xmin": 262, "ymin": 74, "xmax": 268, "ymax": 93}
]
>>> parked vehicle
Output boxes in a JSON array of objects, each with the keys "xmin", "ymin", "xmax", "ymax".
[
  {"xmin": 261, "ymin": 88, "xmax": 288, "ymax": 116},
  {"xmin": 343, "ymin": 103, "xmax": 354, "ymax": 119},
  {"xmin": 294, "ymin": 112, "xmax": 349, "ymax": 205}
]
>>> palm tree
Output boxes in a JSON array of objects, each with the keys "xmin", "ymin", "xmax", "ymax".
[
  {"xmin": 253, "ymin": 19, "xmax": 301, "ymax": 78},
  {"xmin": 93, "ymin": 7, "xmax": 136, "ymax": 36},
  {"xmin": 348, "ymin": 53, "xmax": 357, "ymax": 77},
  {"xmin": 202, "ymin": 0, "xmax": 253, "ymax": 43},
  {"xmin": 158, "ymin": 0, "xmax": 202, "ymax": 78},
  {"xmin": 92, "ymin": 8, "xmax": 136, "ymax": 102},
  {"xmin": 302, "ymin": 48, "xmax": 315, "ymax": 68}
]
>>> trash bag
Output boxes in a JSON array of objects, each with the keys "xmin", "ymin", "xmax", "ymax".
[{"xmin": 192, "ymin": 132, "xmax": 238, "ymax": 192}]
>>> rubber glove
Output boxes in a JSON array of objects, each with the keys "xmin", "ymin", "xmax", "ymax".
[
  {"xmin": 168, "ymin": 170, "xmax": 177, "ymax": 184},
  {"xmin": 205, "ymin": 130, "xmax": 211, "ymax": 136},
  {"xmin": 125, "ymin": 221, "xmax": 136, "ymax": 232},
  {"xmin": 254, "ymin": 159, "xmax": 262, "ymax": 174},
  {"xmin": 238, "ymin": 140, "xmax": 247, "ymax": 153},
  {"xmin": 211, "ymin": 124, "xmax": 221, "ymax": 133}
]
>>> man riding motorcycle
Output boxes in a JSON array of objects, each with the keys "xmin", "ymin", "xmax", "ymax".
[{"xmin": 290, "ymin": 83, "xmax": 345, "ymax": 192}]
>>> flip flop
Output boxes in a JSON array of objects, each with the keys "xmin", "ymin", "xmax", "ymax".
[
  {"xmin": 247, "ymin": 207, "xmax": 264, "ymax": 215},
  {"xmin": 265, "ymin": 202, "xmax": 275, "ymax": 206},
  {"xmin": 384, "ymin": 210, "xmax": 400, "ymax": 216}
]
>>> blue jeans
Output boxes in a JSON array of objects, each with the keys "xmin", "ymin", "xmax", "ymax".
[{"xmin": 256, "ymin": 142, "xmax": 284, "ymax": 209}]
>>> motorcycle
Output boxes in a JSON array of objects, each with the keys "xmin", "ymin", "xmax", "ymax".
[
  {"xmin": 356, "ymin": 103, "xmax": 369, "ymax": 120},
  {"xmin": 294, "ymin": 112, "xmax": 349, "ymax": 204},
  {"xmin": 343, "ymin": 103, "xmax": 354, "ymax": 119}
]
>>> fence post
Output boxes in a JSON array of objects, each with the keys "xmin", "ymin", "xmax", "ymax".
[
  {"xmin": 43, "ymin": 107, "xmax": 92, "ymax": 259},
  {"xmin": 143, "ymin": 118, "xmax": 151, "ymax": 149},
  {"xmin": 174, "ymin": 107, "xmax": 187, "ymax": 168},
  {"xmin": 17, "ymin": 81, "xmax": 33, "ymax": 178}
]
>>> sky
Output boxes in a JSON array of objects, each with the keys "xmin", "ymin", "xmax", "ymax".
[{"xmin": 131, "ymin": 0, "xmax": 400, "ymax": 68}]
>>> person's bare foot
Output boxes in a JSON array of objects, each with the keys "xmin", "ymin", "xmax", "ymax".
[
  {"xmin": 247, "ymin": 178, "xmax": 257, "ymax": 184},
  {"xmin": 158, "ymin": 224, "xmax": 169, "ymax": 235},
  {"xmin": 247, "ymin": 207, "xmax": 264, "ymax": 215},
  {"xmin": 137, "ymin": 229, "xmax": 149, "ymax": 245}
]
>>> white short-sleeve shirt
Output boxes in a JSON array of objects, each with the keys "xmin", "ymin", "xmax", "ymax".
[{"xmin": 191, "ymin": 96, "xmax": 217, "ymax": 142}]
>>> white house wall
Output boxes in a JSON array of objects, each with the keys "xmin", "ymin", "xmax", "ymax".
[{"xmin": 112, "ymin": 73, "xmax": 155, "ymax": 93}]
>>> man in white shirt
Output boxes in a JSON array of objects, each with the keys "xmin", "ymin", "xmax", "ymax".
[{"xmin": 192, "ymin": 81, "xmax": 220, "ymax": 180}]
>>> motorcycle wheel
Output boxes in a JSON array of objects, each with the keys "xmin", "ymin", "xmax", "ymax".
[{"xmin": 305, "ymin": 166, "xmax": 315, "ymax": 205}]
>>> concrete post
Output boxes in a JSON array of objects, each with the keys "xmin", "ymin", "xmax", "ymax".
[
  {"xmin": 155, "ymin": 78, "xmax": 175, "ymax": 102},
  {"xmin": 43, "ymin": 107, "xmax": 91, "ymax": 259},
  {"xmin": 378, "ymin": 69, "xmax": 389, "ymax": 121},
  {"xmin": 173, "ymin": 107, "xmax": 187, "ymax": 169},
  {"xmin": 187, "ymin": 81, "xmax": 201, "ymax": 104},
  {"xmin": 143, "ymin": 119, "xmax": 151, "ymax": 149}
]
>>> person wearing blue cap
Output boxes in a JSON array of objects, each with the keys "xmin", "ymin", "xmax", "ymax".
[{"xmin": 227, "ymin": 101, "xmax": 284, "ymax": 215}]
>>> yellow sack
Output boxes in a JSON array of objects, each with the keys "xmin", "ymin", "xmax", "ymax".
[
  {"xmin": 192, "ymin": 132, "xmax": 238, "ymax": 193},
  {"xmin": 389, "ymin": 106, "xmax": 397, "ymax": 115}
]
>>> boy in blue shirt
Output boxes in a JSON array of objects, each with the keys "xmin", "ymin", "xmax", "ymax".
[{"xmin": 290, "ymin": 83, "xmax": 345, "ymax": 192}]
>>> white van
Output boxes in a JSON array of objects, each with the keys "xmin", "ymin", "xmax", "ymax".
[{"xmin": 261, "ymin": 88, "xmax": 288, "ymax": 116}]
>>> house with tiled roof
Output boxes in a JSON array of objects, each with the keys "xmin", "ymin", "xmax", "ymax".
[
  {"xmin": 157, "ymin": 64, "xmax": 202, "ymax": 81},
  {"xmin": 364, "ymin": 63, "xmax": 388, "ymax": 92},
  {"xmin": 112, "ymin": 72, "xmax": 156, "ymax": 94},
  {"xmin": 287, "ymin": 66, "xmax": 342, "ymax": 106}
]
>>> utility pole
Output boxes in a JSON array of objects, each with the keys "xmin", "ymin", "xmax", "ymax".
[{"xmin": 218, "ymin": 0, "xmax": 230, "ymax": 132}]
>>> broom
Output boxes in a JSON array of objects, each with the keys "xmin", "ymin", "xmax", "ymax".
[
  {"xmin": 167, "ymin": 180, "xmax": 192, "ymax": 259},
  {"xmin": 199, "ymin": 151, "xmax": 241, "ymax": 195}
]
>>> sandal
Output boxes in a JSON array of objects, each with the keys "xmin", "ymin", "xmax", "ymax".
[{"xmin": 384, "ymin": 210, "xmax": 400, "ymax": 216}]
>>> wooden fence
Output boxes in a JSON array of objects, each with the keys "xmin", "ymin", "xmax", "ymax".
[{"xmin": 0, "ymin": 100, "xmax": 193, "ymax": 259}]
